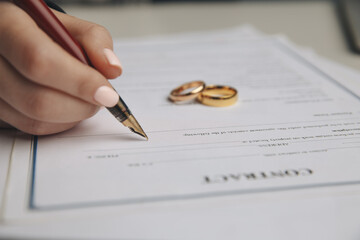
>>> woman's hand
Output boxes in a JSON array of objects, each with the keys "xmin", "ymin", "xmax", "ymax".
[{"xmin": 0, "ymin": 2, "xmax": 122, "ymax": 135}]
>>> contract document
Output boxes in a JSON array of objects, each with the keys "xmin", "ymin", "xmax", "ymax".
[{"xmin": 4, "ymin": 27, "xmax": 360, "ymax": 222}]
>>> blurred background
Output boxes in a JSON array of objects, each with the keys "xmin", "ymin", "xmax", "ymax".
[
  {"xmin": 48, "ymin": 0, "xmax": 360, "ymax": 68},
  {"xmin": 52, "ymin": 0, "xmax": 336, "ymax": 4}
]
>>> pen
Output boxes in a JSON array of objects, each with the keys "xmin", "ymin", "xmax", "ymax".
[{"xmin": 11, "ymin": 0, "xmax": 148, "ymax": 140}]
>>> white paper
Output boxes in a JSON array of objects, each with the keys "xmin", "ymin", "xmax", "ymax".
[
  {"xmin": 7, "ymin": 29, "xmax": 360, "ymax": 212},
  {"xmin": 2, "ymin": 186, "xmax": 360, "ymax": 240},
  {"xmin": 0, "ymin": 130, "xmax": 15, "ymax": 215},
  {"xmin": 2, "ymin": 26, "xmax": 360, "ymax": 239}
]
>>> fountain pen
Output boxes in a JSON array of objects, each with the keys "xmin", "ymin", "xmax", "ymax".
[{"xmin": 12, "ymin": 0, "xmax": 148, "ymax": 140}]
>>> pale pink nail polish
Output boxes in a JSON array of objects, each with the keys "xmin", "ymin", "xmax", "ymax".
[
  {"xmin": 94, "ymin": 86, "xmax": 119, "ymax": 107},
  {"xmin": 104, "ymin": 48, "xmax": 122, "ymax": 69}
]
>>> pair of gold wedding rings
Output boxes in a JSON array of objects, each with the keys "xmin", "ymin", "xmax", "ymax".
[{"xmin": 169, "ymin": 81, "xmax": 238, "ymax": 107}]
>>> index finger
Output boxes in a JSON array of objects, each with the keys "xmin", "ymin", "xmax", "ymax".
[{"xmin": 0, "ymin": 2, "xmax": 119, "ymax": 107}]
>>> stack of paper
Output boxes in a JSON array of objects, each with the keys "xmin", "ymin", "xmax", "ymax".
[{"xmin": 1, "ymin": 26, "xmax": 360, "ymax": 239}]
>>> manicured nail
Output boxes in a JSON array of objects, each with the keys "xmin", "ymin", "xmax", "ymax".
[
  {"xmin": 104, "ymin": 48, "xmax": 122, "ymax": 69},
  {"xmin": 94, "ymin": 86, "xmax": 119, "ymax": 107}
]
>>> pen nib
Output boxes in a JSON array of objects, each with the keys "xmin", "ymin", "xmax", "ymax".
[{"xmin": 122, "ymin": 115, "xmax": 148, "ymax": 140}]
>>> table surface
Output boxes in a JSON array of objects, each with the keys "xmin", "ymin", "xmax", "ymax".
[
  {"xmin": 2, "ymin": 0, "xmax": 359, "ymax": 197},
  {"xmin": 64, "ymin": 1, "xmax": 360, "ymax": 70},
  {"xmin": 1, "ymin": 0, "xmax": 358, "ymax": 195},
  {"xmin": 1, "ymin": 2, "xmax": 360, "ymax": 238}
]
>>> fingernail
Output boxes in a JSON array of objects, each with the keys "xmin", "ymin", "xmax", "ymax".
[
  {"xmin": 104, "ymin": 48, "xmax": 122, "ymax": 69},
  {"xmin": 94, "ymin": 86, "xmax": 119, "ymax": 107}
]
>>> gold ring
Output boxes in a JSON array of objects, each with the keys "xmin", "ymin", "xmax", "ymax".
[
  {"xmin": 169, "ymin": 81, "xmax": 206, "ymax": 102},
  {"xmin": 197, "ymin": 85, "xmax": 238, "ymax": 107}
]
